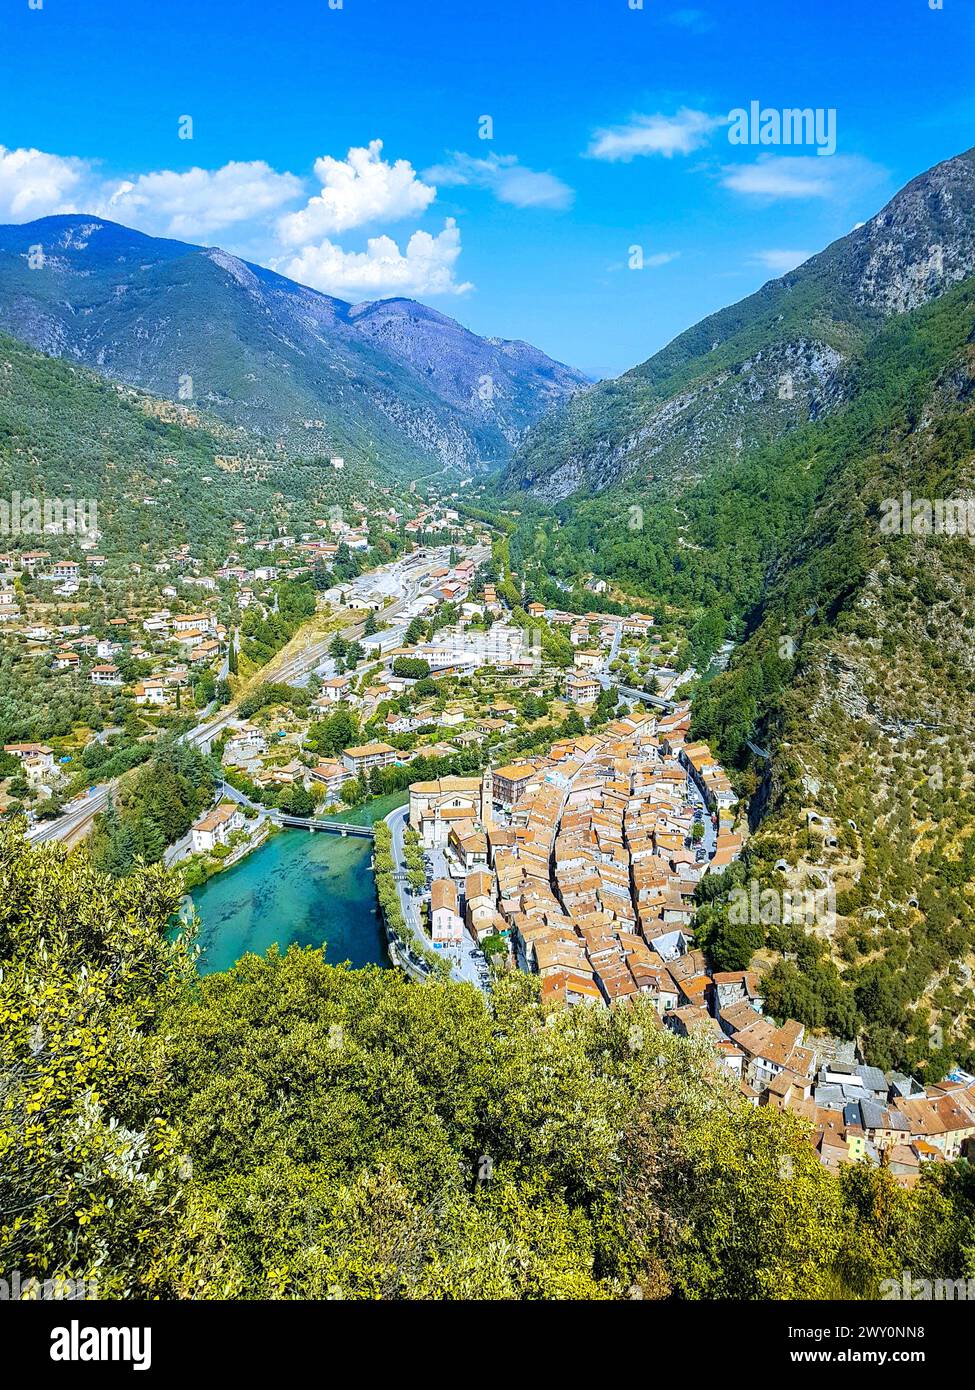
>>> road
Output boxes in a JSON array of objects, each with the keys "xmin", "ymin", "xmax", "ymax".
[
  {"xmin": 26, "ymin": 784, "xmax": 111, "ymax": 845},
  {"xmin": 263, "ymin": 543, "xmax": 487, "ymax": 689},
  {"xmin": 386, "ymin": 803, "xmax": 489, "ymax": 993},
  {"xmin": 594, "ymin": 672, "xmax": 677, "ymax": 712}
]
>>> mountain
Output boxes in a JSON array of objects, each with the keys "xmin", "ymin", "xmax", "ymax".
[
  {"xmin": 690, "ymin": 276, "xmax": 975, "ymax": 1075},
  {"xmin": 0, "ymin": 215, "xmax": 587, "ymax": 475},
  {"xmin": 0, "ymin": 329, "xmax": 397, "ymax": 565},
  {"xmin": 505, "ymin": 146, "xmax": 975, "ymax": 500}
]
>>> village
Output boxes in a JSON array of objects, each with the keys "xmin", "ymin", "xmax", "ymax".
[
  {"xmin": 4, "ymin": 481, "xmax": 973, "ymax": 1196},
  {"xmin": 393, "ymin": 706, "xmax": 975, "ymax": 1188}
]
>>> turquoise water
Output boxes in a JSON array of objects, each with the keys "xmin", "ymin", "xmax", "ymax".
[{"xmin": 186, "ymin": 828, "xmax": 387, "ymax": 975}]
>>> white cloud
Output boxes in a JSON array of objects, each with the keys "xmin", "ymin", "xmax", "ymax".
[
  {"xmin": 587, "ymin": 108, "xmax": 724, "ymax": 162},
  {"xmin": 721, "ymin": 154, "xmax": 887, "ymax": 202},
  {"xmin": 279, "ymin": 218, "xmax": 471, "ymax": 299},
  {"xmin": 0, "ymin": 145, "xmax": 88, "ymax": 220},
  {"xmin": 277, "ymin": 140, "xmax": 435, "ymax": 244},
  {"xmin": 751, "ymin": 249, "xmax": 815, "ymax": 274},
  {"xmin": 0, "ymin": 139, "xmax": 473, "ymax": 304},
  {"xmin": 424, "ymin": 152, "xmax": 573, "ymax": 210},
  {"xmin": 99, "ymin": 161, "xmax": 303, "ymax": 238},
  {"xmin": 0, "ymin": 144, "xmax": 301, "ymax": 240}
]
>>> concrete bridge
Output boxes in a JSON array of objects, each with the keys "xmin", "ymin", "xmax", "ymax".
[
  {"xmin": 218, "ymin": 781, "xmax": 376, "ymax": 837},
  {"xmin": 268, "ymin": 811, "xmax": 375, "ymax": 837}
]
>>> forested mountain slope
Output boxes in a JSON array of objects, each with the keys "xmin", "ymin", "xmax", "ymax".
[
  {"xmin": 692, "ymin": 278, "xmax": 975, "ymax": 1077},
  {"xmin": 0, "ymin": 215, "xmax": 587, "ymax": 474},
  {"xmin": 505, "ymin": 146, "xmax": 975, "ymax": 500},
  {"xmin": 0, "ymin": 330, "xmax": 388, "ymax": 565}
]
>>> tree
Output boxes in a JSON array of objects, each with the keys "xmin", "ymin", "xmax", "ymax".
[
  {"xmin": 307, "ymin": 707, "xmax": 359, "ymax": 757},
  {"xmin": 392, "ymin": 656, "xmax": 431, "ymax": 680},
  {"xmin": 279, "ymin": 782, "xmax": 313, "ymax": 817},
  {"xmin": 0, "ymin": 826, "xmax": 224, "ymax": 1297}
]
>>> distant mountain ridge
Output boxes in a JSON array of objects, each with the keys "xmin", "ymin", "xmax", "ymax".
[
  {"xmin": 504, "ymin": 146, "xmax": 975, "ymax": 500},
  {"xmin": 0, "ymin": 214, "xmax": 588, "ymax": 475}
]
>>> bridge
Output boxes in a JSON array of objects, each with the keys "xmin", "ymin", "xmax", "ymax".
[
  {"xmin": 218, "ymin": 780, "xmax": 375, "ymax": 837},
  {"xmin": 268, "ymin": 811, "xmax": 375, "ymax": 837}
]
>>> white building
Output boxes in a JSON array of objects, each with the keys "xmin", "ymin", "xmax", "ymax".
[{"xmin": 190, "ymin": 802, "xmax": 246, "ymax": 853}]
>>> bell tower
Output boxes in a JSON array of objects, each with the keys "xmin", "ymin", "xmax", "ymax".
[{"xmin": 481, "ymin": 764, "xmax": 493, "ymax": 829}]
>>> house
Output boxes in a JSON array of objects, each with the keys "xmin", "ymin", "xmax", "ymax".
[
  {"xmin": 341, "ymin": 742, "xmax": 397, "ymax": 777},
  {"xmin": 4, "ymin": 742, "xmax": 55, "ymax": 772},
  {"xmin": 385, "ymin": 710, "xmax": 418, "ymax": 736},
  {"xmin": 464, "ymin": 869, "xmax": 499, "ymax": 941},
  {"xmin": 431, "ymin": 877, "xmax": 463, "ymax": 947},
  {"xmin": 53, "ymin": 649, "xmax": 80, "ymax": 671},
  {"xmin": 133, "ymin": 678, "xmax": 167, "ymax": 706},
  {"xmin": 493, "ymin": 762, "xmax": 538, "ymax": 809},
  {"xmin": 173, "ymin": 613, "xmax": 215, "ymax": 635},
  {"xmin": 224, "ymin": 727, "xmax": 268, "ymax": 764},
  {"xmin": 573, "ymin": 649, "xmax": 603, "ymax": 672},
  {"xmin": 409, "ymin": 775, "xmax": 483, "ymax": 847},
  {"xmin": 447, "ymin": 821, "xmax": 489, "ymax": 872},
  {"xmin": 190, "ymin": 802, "xmax": 246, "ymax": 853},
  {"xmin": 566, "ymin": 671, "xmax": 601, "ymax": 703},
  {"xmin": 190, "ymin": 640, "xmax": 220, "ymax": 664},
  {"xmin": 733, "ymin": 1018, "xmax": 816, "ymax": 1094},
  {"xmin": 711, "ymin": 970, "xmax": 764, "ymax": 1018},
  {"xmin": 90, "ymin": 663, "xmax": 123, "ymax": 686},
  {"xmin": 308, "ymin": 761, "xmax": 350, "ymax": 795},
  {"xmin": 317, "ymin": 675, "xmax": 352, "ymax": 703}
]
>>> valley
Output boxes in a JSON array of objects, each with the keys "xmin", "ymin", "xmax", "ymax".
[{"xmin": 4, "ymin": 133, "xmax": 975, "ymax": 1307}]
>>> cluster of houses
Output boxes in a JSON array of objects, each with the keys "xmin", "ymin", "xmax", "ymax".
[
  {"xmin": 404, "ymin": 704, "xmax": 974, "ymax": 1182},
  {"xmin": 707, "ymin": 1003, "xmax": 975, "ymax": 1183},
  {"xmin": 407, "ymin": 701, "xmax": 743, "ymax": 973},
  {"xmin": 524, "ymin": 603, "xmax": 687, "ymax": 701}
]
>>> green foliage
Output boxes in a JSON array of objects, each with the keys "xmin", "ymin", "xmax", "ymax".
[
  {"xmin": 3, "ymin": 829, "xmax": 974, "ymax": 1298},
  {"xmin": 240, "ymin": 580, "xmax": 316, "ymax": 668},
  {"xmin": 306, "ymin": 706, "xmax": 359, "ymax": 757},
  {"xmin": 89, "ymin": 740, "xmax": 215, "ymax": 875},
  {"xmin": 392, "ymin": 656, "xmax": 431, "ymax": 680},
  {"xmin": 237, "ymin": 681, "xmax": 313, "ymax": 721},
  {"xmin": 0, "ymin": 827, "xmax": 222, "ymax": 1297}
]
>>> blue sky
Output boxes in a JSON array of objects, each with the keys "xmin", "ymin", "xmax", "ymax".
[{"xmin": 1, "ymin": 0, "xmax": 973, "ymax": 377}]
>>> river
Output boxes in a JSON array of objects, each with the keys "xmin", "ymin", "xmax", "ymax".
[{"xmin": 186, "ymin": 826, "xmax": 388, "ymax": 975}]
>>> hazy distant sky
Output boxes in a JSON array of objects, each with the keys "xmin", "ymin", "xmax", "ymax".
[{"xmin": 1, "ymin": 0, "xmax": 972, "ymax": 377}]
